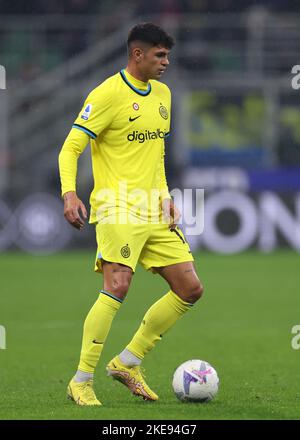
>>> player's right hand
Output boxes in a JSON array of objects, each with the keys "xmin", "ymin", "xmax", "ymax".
[{"xmin": 63, "ymin": 191, "xmax": 87, "ymax": 230}]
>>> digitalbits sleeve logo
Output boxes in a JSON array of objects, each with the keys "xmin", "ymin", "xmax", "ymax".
[{"xmin": 81, "ymin": 103, "xmax": 92, "ymax": 120}]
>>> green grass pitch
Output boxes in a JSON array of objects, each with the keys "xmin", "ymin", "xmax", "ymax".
[{"xmin": 0, "ymin": 250, "xmax": 299, "ymax": 420}]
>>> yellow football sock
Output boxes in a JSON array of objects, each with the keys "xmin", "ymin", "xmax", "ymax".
[
  {"xmin": 78, "ymin": 290, "xmax": 122, "ymax": 373},
  {"xmin": 126, "ymin": 290, "xmax": 193, "ymax": 360}
]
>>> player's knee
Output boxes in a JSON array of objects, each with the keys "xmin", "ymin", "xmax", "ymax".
[
  {"xmin": 108, "ymin": 279, "xmax": 131, "ymax": 299},
  {"xmin": 186, "ymin": 281, "xmax": 204, "ymax": 303}
]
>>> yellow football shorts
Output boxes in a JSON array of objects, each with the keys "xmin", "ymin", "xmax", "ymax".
[{"xmin": 94, "ymin": 221, "xmax": 194, "ymax": 273}]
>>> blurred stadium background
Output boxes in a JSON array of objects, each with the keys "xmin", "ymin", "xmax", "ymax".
[{"xmin": 1, "ymin": 0, "xmax": 300, "ymax": 254}]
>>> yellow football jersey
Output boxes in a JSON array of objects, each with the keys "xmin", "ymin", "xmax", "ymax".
[{"xmin": 59, "ymin": 69, "xmax": 171, "ymax": 223}]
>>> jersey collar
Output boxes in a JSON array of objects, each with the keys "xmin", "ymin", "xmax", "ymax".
[{"xmin": 120, "ymin": 69, "xmax": 151, "ymax": 96}]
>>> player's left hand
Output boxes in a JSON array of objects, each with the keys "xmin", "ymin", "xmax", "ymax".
[{"xmin": 162, "ymin": 198, "xmax": 181, "ymax": 230}]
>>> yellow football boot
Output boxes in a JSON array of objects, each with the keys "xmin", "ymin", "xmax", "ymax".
[
  {"xmin": 67, "ymin": 377, "xmax": 102, "ymax": 406},
  {"xmin": 106, "ymin": 356, "xmax": 158, "ymax": 401}
]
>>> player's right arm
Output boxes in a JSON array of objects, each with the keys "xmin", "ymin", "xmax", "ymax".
[
  {"xmin": 58, "ymin": 128, "xmax": 89, "ymax": 229},
  {"xmin": 58, "ymin": 81, "xmax": 114, "ymax": 229}
]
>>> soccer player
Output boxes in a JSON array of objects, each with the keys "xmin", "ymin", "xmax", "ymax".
[{"xmin": 58, "ymin": 22, "xmax": 204, "ymax": 406}]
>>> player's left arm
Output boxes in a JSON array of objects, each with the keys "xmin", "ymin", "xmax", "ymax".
[
  {"xmin": 162, "ymin": 199, "xmax": 181, "ymax": 231},
  {"xmin": 160, "ymin": 143, "xmax": 181, "ymax": 230},
  {"xmin": 160, "ymin": 87, "xmax": 181, "ymax": 230}
]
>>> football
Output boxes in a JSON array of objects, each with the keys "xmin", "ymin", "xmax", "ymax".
[{"xmin": 172, "ymin": 359, "xmax": 219, "ymax": 403}]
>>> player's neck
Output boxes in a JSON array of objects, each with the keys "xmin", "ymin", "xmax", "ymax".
[{"xmin": 125, "ymin": 66, "xmax": 149, "ymax": 84}]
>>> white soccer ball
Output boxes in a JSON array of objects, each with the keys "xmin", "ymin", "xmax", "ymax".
[{"xmin": 172, "ymin": 359, "xmax": 219, "ymax": 403}]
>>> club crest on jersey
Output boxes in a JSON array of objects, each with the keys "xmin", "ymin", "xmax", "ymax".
[
  {"xmin": 159, "ymin": 104, "xmax": 168, "ymax": 119},
  {"xmin": 81, "ymin": 103, "xmax": 92, "ymax": 120},
  {"xmin": 133, "ymin": 102, "xmax": 139, "ymax": 111}
]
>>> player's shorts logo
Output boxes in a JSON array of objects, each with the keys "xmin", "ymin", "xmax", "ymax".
[
  {"xmin": 159, "ymin": 104, "xmax": 168, "ymax": 120},
  {"xmin": 120, "ymin": 244, "xmax": 131, "ymax": 258}
]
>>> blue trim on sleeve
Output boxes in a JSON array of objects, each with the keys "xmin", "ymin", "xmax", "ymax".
[{"xmin": 72, "ymin": 124, "xmax": 97, "ymax": 139}]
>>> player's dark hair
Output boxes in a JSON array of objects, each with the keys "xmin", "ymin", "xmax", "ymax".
[{"xmin": 127, "ymin": 23, "xmax": 174, "ymax": 51}]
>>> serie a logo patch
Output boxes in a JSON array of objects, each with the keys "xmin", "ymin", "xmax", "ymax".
[{"xmin": 81, "ymin": 103, "xmax": 92, "ymax": 120}]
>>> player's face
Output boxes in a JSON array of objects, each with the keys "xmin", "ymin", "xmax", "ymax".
[{"xmin": 141, "ymin": 45, "xmax": 170, "ymax": 80}]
